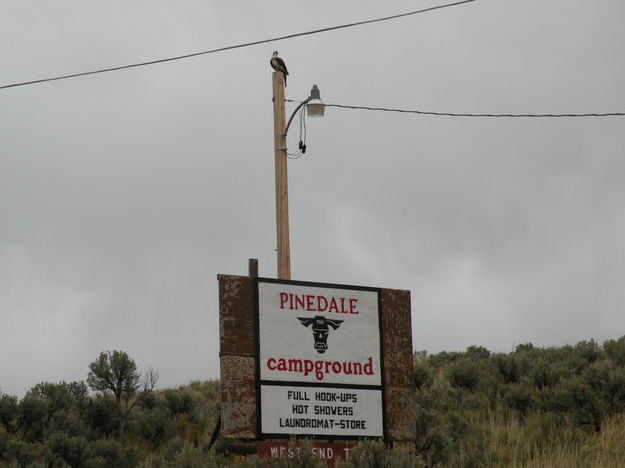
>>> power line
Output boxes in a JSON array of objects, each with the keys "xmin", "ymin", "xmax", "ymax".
[
  {"xmin": 290, "ymin": 101, "xmax": 625, "ymax": 118},
  {"xmin": 0, "ymin": 0, "xmax": 475, "ymax": 91}
]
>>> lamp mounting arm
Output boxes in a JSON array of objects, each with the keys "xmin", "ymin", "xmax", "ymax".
[{"xmin": 284, "ymin": 98, "xmax": 310, "ymax": 137}]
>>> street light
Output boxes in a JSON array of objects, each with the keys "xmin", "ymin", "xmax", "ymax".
[
  {"xmin": 284, "ymin": 84, "xmax": 325, "ymax": 136},
  {"xmin": 306, "ymin": 84, "xmax": 325, "ymax": 117},
  {"xmin": 272, "ymin": 74, "xmax": 325, "ymax": 280}
]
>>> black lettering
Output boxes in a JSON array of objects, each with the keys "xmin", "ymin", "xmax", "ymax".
[
  {"xmin": 313, "ymin": 405, "xmax": 354, "ymax": 416},
  {"xmin": 336, "ymin": 419, "xmax": 367, "ymax": 430},
  {"xmin": 292, "ymin": 404, "xmax": 308, "ymax": 414},
  {"xmin": 316, "ymin": 391, "xmax": 338, "ymax": 402}
]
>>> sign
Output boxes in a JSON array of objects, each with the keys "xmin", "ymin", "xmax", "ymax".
[
  {"xmin": 257, "ymin": 279, "xmax": 384, "ymax": 438},
  {"xmin": 260, "ymin": 385, "xmax": 383, "ymax": 436},
  {"xmin": 256, "ymin": 441, "xmax": 358, "ymax": 467},
  {"xmin": 218, "ymin": 274, "xmax": 415, "ymax": 443}
]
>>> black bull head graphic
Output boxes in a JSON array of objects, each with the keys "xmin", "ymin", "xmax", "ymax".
[{"xmin": 297, "ymin": 316, "xmax": 344, "ymax": 354}]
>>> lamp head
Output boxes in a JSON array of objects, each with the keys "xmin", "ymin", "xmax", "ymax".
[{"xmin": 306, "ymin": 84, "xmax": 325, "ymax": 117}]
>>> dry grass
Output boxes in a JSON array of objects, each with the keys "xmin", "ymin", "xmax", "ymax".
[{"xmin": 438, "ymin": 411, "xmax": 625, "ymax": 468}]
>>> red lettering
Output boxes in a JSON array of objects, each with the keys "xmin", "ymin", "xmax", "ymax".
[
  {"xmin": 315, "ymin": 361, "xmax": 324, "ymax": 380},
  {"xmin": 264, "ymin": 356, "xmax": 375, "ymax": 381},
  {"xmin": 304, "ymin": 360, "xmax": 314, "ymax": 376},
  {"xmin": 279, "ymin": 293, "xmax": 360, "ymax": 314}
]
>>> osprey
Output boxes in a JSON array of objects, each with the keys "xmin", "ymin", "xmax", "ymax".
[{"xmin": 270, "ymin": 51, "xmax": 289, "ymax": 87}]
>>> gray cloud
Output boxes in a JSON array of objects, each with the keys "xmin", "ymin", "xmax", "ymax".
[{"xmin": 1, "ymin": 0, "xmax": 624, "ymax": 397}]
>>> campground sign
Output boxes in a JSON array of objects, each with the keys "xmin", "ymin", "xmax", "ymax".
[
  {"xmin": 218, "ymin": 275, "xmax": 415, "ymax": 443},
  {"xmin": 258, "ymin": 280, "xmax": 383, "ymax": 437}
]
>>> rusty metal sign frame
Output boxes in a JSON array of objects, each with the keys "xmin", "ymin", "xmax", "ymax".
[
  {"xmin": 218, "ymin": 273, "xmax": 415, "ymax": 443},
  {"xmin": 254, "ymin": 277, "xmax": 387, "ymax": 440}
]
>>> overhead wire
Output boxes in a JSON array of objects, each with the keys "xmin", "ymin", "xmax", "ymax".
[
  {"xmin": 285, "ymin": 100, "xmax": 625, "ymax": 118},
  {"xmin": 0, "ymin": 0, "xmax": 475, "ymax": 91}
]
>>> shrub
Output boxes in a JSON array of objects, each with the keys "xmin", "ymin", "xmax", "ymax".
[
  {"xmin": 573, "ymin": 339, "xmax": 603, "ymax": 363},
  {"xmin": 137, "ymin": 405, "xmax": 171, "ymax": 447},
  {"xmin": 164, "ymin": 390, "xmax": 195, "ymax": 416},
  {"xmin": 5, "ymin": 439, "xmax": 46, "ymax": 466},
  {"xmin": 547, "ymin": 378, "xmax": 604, "ymax": 430},
  {"xmin": 604, "ymin": 336, "xmax": 625, "ymax": 366},
  {"xmin": 493, "ymin": 355, "xmax": 527, "ymax": 384},
  {"xmin": 46, "ymin": 433, "xmax": 92, "ymax": 467},
  {"xmin": 428, "ymin": 351, "xmax": 464, "ymax": 368},
  {"xmin": 447, "ymin": 359, "xmax": 479, "ymax": 391},
  {"xmin": 91, "ymin": 439, "xmax": 142, "ymax": 468},
  {"xmin": 16, "ymin": 394, "xmax": 48, "ymax": 442},
  {"xmin": 515, "ymin": 343, "xmax": 534, "ymax": 353},
  {"xmin": 0, "ymin": 429, "xmax": 8, "ymax": 459},
  {"xmin": 83, "ymin": 394, "xmax": 118, "ymax": 438},
  {"xmin": 582, "ymin": 363, "xmax": 625, "ymax": 416},
  {"xmin": 0, "ymin": 394, "xmax": 18, "ymax": 434},
  {"xmin": 531, "ymin": 359, "xmax": 563, "ymax": 389},
  {"xmin": 466, "ymin": 345, "xmax": 491, "ymax": 360},
  {"xmin": 413, "ymin": 363, "xmax": 433, "ymax": 390},
  {"xmin": 414, "ymin": 408, "xmax": 451, "ymax": 465},
  {"xmin": 503, "ymin": 384, "xmax": 534, "ymax": 415}
]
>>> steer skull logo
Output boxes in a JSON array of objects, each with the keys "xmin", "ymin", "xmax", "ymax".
[{"xmin": 297, "ymin": 316, "xmax": 343, "ymax": 354}]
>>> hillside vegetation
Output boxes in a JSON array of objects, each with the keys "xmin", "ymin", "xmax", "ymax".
[{"xmin": 1, "ymin": 336, "xmax": 625, "ymax": 466}]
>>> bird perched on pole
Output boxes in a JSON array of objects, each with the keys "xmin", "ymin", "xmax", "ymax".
[{"xmin": 270, "ymin": 51, "xmax": 289, "ymax": 87}]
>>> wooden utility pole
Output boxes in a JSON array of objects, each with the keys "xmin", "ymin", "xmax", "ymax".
[{"xmin": 272, "ymin": 71, "xmax": 291, "ymax": 280}]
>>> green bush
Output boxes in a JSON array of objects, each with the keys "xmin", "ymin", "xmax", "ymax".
[
  {"xmin": 466, "ymin": 345, "xmax": 491, "ymax": 360},
  {"xmin": 573, "ymin": 340, "xmax": 603, "ymax": 363},
  {"xmin": 46, "ymin": 432, "xmax": 92, "ymax": 467},
  {"xmin": 413, "ymin": 363, "xmax": 433, "ymax": 390},
  {"xmin": 493, "ymin": 354, "xmax": 527, "ymax": 384},
  {"xmin": 428, "ymin": 351, "xmax": 464, "ymax": 368},
  {"xmin": 0, "ymin": 394, "xmax": 18, "ymax": 435},
  {"xmin": 604, "ymin": 336, "xmax": 625, "ymax": 366},
  {"xmin": 83, "ymin": 394, "xmax": 118, "ymax": 439},
  {"xmin": 545, "ymin": 378, "xmax": 604, "ymax": 430},
  {"xmin": 164, "ymin": 390, "xmax": 195, "ymax": 416},
  {"xmin": 5, "ymin": 439, "xmax": 46, "ymax": 466},
  {"xmin": 447, "ymin": 359, "xmax": 479, "ymax": 391},
  {"xmin": 16, "ymin": 394, "xmax": 48, "ymax": 442},
  {"xmin": 515, "ymin": 343, "xmax": 534, "ymax": 353},
  {"xmin": 414, "ymin": 407, "xmax": 451, "ymax": 465},
  {"xmin": 91, "ymin": 439, "xmax": 142, "ymax": 468},
  {"xmin": 0, "ymin": 429, "xmax": 8, "ymax": 459},
  {"xmin": 582, "ymin": 363, "xmax": 625, "ymax": 415},
  {"xmin": 531, "ymin": 359, "xmax": 563, "ymax": 389},
  {"xmin": 137, "ymin": 405, "xmax": 171, "ymax": 447},
  {"xmin": 503, "ymin": 384, "xmax": 534, "ymax": 415}
]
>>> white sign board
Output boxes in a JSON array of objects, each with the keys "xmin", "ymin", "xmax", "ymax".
[
  {"xmin": 260, "ymin": 385, "xmax": 383, "ymax": 437},
  {"xmin": 257, "ymin": 279, "xmax": 384, "ymax": 438}
]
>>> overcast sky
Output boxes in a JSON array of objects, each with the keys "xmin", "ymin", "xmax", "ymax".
[{"xmin": 2, "ymin": 0, "xmax": 624, "ymax": 397}]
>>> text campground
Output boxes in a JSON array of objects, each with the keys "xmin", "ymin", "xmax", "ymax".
[{"xmin": 266, "ymin": 356, "xmax": 374, "ymax": 381}]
